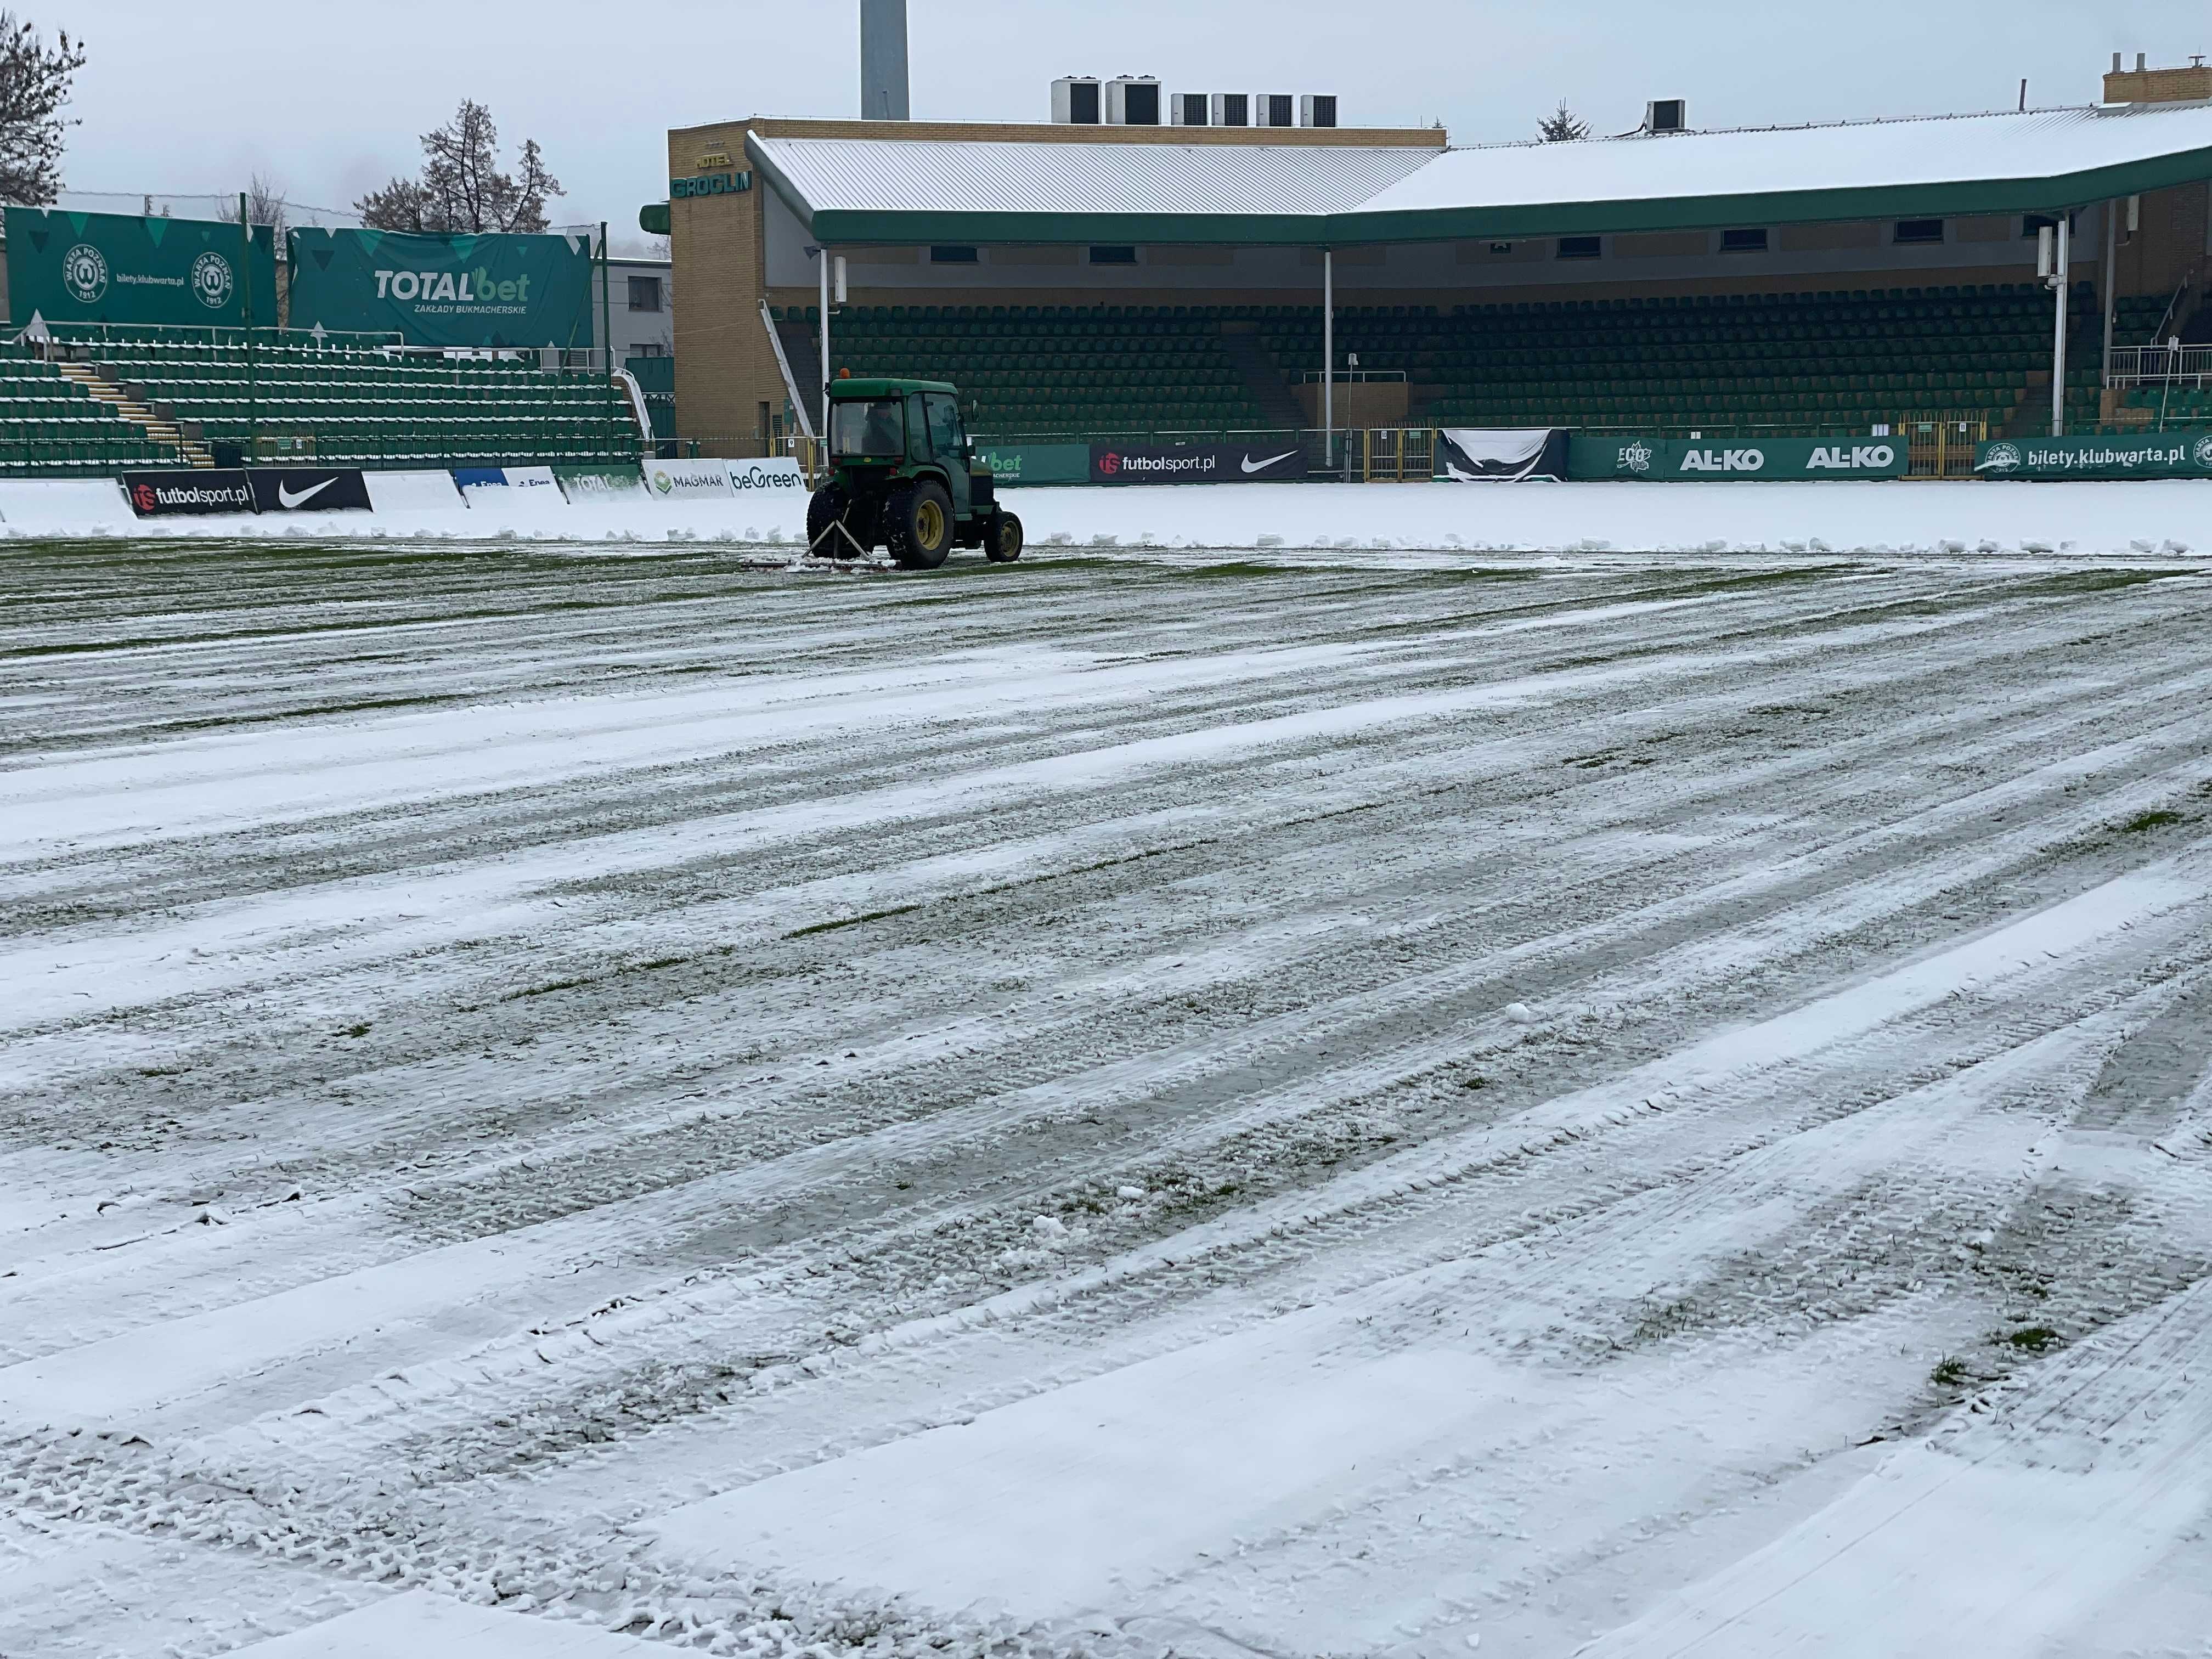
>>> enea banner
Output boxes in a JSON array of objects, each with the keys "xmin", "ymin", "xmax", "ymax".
[
  {"xmin": 1090, "ymin": 442, "xmax": 1307, "ymax": 484},
  {"xmin": 6, "ymin": 208, "xmax": 276, "ymax": 329},
  {"xmin": 286, "ymin": 228, "xmax": 596, "ymax": 349},
  {"xmin": 1568, "ymin": 436, "xmax": 1908, "ymax": 482},
  {"xmin": 1974, "ymin": 433, "xmax": 2212, "ymax": 480}
]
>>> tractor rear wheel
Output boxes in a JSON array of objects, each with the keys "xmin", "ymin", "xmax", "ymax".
[
  {"xmin": 806, "ymin": 485, "xmax": 863, "ymax": 558},
  {"xmin": 885, "ymin": 481, "xmax": 953, "ymax": 570},
  {"xmin": 984, "ymin": 510, "xmax": 1024, "ymax": 563}
]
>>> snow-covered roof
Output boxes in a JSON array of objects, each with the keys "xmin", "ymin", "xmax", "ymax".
[
  {"xmin": 744, "ymin": 136, "xmax": 1438, "ymax": 246},
  {"xmin": 750, "ymin": 101, "xmax": 2212, "ymax": 246}
]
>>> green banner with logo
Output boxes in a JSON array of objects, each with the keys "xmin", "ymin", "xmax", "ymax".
[
  {"xmin": 1568, "ymin": 435, "xmax": 1908, "ymax": 482},
  {"xmin": 286, "ymin": 228, "xmax": 595, "ymax": 348},
  {"xmin": 4, "ymin": 207, "xmax": 277, "ymax": 329},
  {"xmin": 976, "ymin": 442, "xmax": 1091, "ymax": 486},
  {"xmin": 1974, "ymin": 434, "xmax": 2212, "ymax": 480}
]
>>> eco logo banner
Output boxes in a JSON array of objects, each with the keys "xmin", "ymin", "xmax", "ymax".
[
  {"xmin": 1567, "ymin": 436, "xmax": 1908, "ymax": 482},
  {"xmin": 286, "ymin": 228, "xmax": 596, "ymax": 349},
  {"xmin": 1975, "ymin": 435, "xmax": 2212, "ymax": 479},
  {"xmin": 7, "ymin": 208, "xmax": 276, "ymax": 328}
]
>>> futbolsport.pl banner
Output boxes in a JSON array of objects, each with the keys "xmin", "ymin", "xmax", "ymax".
[
  {"xmin": 247, "ymin": 469, "xmax": 373, "ymax": 514},
  {"xmin": 7, "ymin": 208, "xmax": 277, "ymax": 329},
  {"xmin": 1568, "ymin": 436, "xmax": 1908, "ymax": 482},
  {"xmin": 1090, "ymin": 441, "xmax": 1308, "ymax": 484},
  {"xmin": 122, "ymin": 471, "xmax": 254, "ymax": 516},
  {"xmin": 286, "ymin": 228, "xmax": 596, "ymax": 349},
  {"xmin": 977, "ymin": 443, "xmax": 1091, "ymax": 486},
  {"xmin": 1437, "ymin": 429, "xmax": 1569, "ymax": 482},
  {"xmin": 1974, "ymin": 433, "xmax": 2212, "ymax": 481}
]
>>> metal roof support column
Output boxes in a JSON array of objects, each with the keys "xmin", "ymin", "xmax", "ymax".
[
  {"xmin": 818, "ymin": 248, "xmax": 832, "ymax": 438},
  {"xmin": 1323, "ymin": 249, "xmax": 1334, "ymax": 472},
  {"xmin": 2102, "ymin": 202, "xmax": 2119, "ymax": 396},
  {"xmin": 2051, "ymin": 216, "xmax": 2070, "ymax": 438}
]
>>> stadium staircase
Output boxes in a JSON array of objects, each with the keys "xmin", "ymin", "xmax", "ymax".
[
  {"xmin": 34, "ymin": 332, "xmax": 642, "ymax": 470},
  {"xmin": 55, "ymin": 362, "xmax": 213, "ymax": 467},
  {"xmin": 781, "ymin": 285, "xmax": 2194, "ymax": 444}
]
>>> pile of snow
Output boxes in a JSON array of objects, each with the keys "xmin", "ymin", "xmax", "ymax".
[{"xmin": 0, "ymin": 475, "xmax": 2207, "ymax": 557}]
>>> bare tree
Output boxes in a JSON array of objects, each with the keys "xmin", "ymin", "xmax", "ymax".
[
  {"xmin": 357, "ymin": 100, "xmax": 564, "ymax": 235},
  {"xmin": 0, "ymin": 11, "xmax": 86, "ymax": 204},
  {"xmin": 225, "ymin": 172, "xmax": 289, "ymax": 238},
  {"xmin": 1537, "ymin": 101, "xmax": 1591, "ymax": 142}
]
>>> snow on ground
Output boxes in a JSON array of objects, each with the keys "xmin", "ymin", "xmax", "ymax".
[
  {"xmin": 2, "ymin": 529, "xmax": 2210, "ymax": 1658},
  {"xmin": 0, "ymin": 475, "xmax": 2209, "ymax": 558}
]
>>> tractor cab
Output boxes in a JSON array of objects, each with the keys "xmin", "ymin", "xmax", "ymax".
[{"xmin": 809, "ymin": 377, "xmax": 1023, "ymax": 568}]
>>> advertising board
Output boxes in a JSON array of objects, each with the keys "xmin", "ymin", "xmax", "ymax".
[
  {"xmin": 1567, "ymin": 436, "xmax": 1908, "ymax": 482},
  {"xmin": 287, "ymin": 228, "xmax": 596, "ymax": 349},
  {"xmin": 1973, "ymin": 434, "xmax": 2212, "ymax": 481},
  {"xmin": 1089, "ymin": 442, "xmax": 1307, "ymax": 485},
  {"xmin": 6, "ymin": 208, "xmax": 277, "ymax": 329},
  {"xmin": 121, "ymin": 471, "xmax": 254, "ymax": 517}
]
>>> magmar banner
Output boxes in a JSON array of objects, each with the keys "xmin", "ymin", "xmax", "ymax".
[
  {"xmin": 1974, "ymin": 433, "xmax": 2212, "ymax": 481},
  {"xmin": 286, "ymin": 228, "xmax": 596, "ymax": 349},
  {"xmin": 1090, "ymin": 441, "xmax": 1308, "ymax": 485},
  {"xmin": 6, "ymin": 208, "xmax": 278, "ymax": 329},
  {"xmin": 1567, "ymin": 436, "xmax": 1908, "ymax": 482},
  {"xmin": 1437, "ymin": 429, "xmax": 1570, "ymax": 482}
]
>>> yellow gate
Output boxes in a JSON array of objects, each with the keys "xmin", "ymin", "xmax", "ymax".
[
  {"xmin": 1896, "ymin": 414, "xmax": 1988, "ymax": 479},
  {"xmin": 1347, "ymin": 427, "xmax": 1436, "ymax": 482}
]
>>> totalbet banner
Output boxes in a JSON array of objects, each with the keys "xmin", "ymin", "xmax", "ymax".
[{"xmin": 286, "ymin": 228, "xmax": 596, "ymax": 349}]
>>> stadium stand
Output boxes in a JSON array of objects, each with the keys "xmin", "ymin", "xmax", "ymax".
[
  {"xmin": 799, "ymin": 304, "xmax": 1274, "ymax": 436},
  {"xmin": 0, "ymin": 329, "xmax": 641, "ymax": 475},
  {"xmin": 0, "ymin": 341, "xmax": 185, "ymax": 476},
  {"xmin": 774, "ymin": 286, "xmax": 2179, "ymax": 443}
]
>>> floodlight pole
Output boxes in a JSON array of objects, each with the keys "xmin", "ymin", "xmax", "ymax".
[
  {"xmin": 1322, "ymin": 248, "xmax": 1334, "ymax": 472},
  {"xmin": 240, "ymin": 193, "xmax": 257, "ymax": 467},
  {"xmin": 2051, "ymin": 215, "xmax": 2070, "ymax": 437}
]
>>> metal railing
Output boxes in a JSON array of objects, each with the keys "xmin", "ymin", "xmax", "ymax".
[{"xmin": 2106, "ymin": 343, "xmax": 2212, "ymax": 386}]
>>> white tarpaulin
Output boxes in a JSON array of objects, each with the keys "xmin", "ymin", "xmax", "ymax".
[{"xmin": 1437, "ymin": 429, "xmax": 1569, "ymax": 482}]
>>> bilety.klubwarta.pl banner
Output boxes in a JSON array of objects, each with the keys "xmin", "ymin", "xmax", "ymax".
[
  {"xmin": 286, "ymin": 228, "xmax": 596, "ymax": 349},
  {"xmin": 6, "ymin": 208, "xmax": 277, "ymax": 329}
]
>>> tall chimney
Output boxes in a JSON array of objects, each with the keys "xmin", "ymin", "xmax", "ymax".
[{"xmin": 861, "ymin": 0, "xmax": 910, "ymax": 120}]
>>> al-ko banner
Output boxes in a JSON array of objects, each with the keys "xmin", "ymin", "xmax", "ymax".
[
  {"xmin": 1975, "ymin": 433, "xmax": 2212, "ymax": 481},
  {"xmin": 1090, "ymin": 442, "xmax": 1308, "ymax": 485},
  {"xmin": 6, "ymin": 208, "xmax": 277, "ymax": 329},
  {"xmin": 125, "ymin": 469, "xmax": 374, "ymax": 517},
  {"xmin": 286, "ymin": 228, "xmax": 596, "ymax": 349},
  {"xmin": 1438, "ymin": 429, "xmax": 1570, "ymax": 482},
  {"xmin": 1568, "ymin": 436, "xmax": 1908, "ymax": 482}
]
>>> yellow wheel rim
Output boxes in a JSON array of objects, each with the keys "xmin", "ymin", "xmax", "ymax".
[{"xmin": 916, "ymin": 499, "xmax": 946, "ymax": 549}]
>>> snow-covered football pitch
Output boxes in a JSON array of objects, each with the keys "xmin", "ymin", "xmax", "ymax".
[{"xmin": 4, "ymin": 506, "xmax": 2211, "ymax": 1659}]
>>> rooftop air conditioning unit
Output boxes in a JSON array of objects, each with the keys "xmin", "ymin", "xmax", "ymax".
[
  {"xmin": 1107, "ymin": 76, "xmax": 1162, "ymax": 125},
  {"xmin": 1646, "ymin": 98, "xmax": 1688, "ymax": 133},
  {"xmin": 1299, "ymin": 94, "xmax": 1339, "ymax": 128},
  {"xmin": 1210, "ymin": 92, "xmax": 1251, "ymax": 127},
  {"xmin": 1255, "ymin": 93, "xmax": 1296, "ymax": 128},
  {"xmin": 1171, "ymin": 92, "xmax": 1211, "ymax": 126},
  {"xmin": 1052, "ymin": 77, "xmax": 1102, "ymax": 124}
]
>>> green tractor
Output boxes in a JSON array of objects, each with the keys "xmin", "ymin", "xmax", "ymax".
[{"xmin": 807, "ymin": 378, "xmax": 1024, "ymax": 569}]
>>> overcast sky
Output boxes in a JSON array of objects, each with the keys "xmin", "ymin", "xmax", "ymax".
[{"xmin": 48, "ymin": 0, "xmax": 2212, "ymax": 250}]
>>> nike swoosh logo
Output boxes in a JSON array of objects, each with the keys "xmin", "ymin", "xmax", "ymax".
[
  {"xmin": 1242, "ymin": 450, "xmax": 1298, "ymax": 474},
  {"xmin": 276, "ymin": 477, "xmax": 338, "ymax": 509}
]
